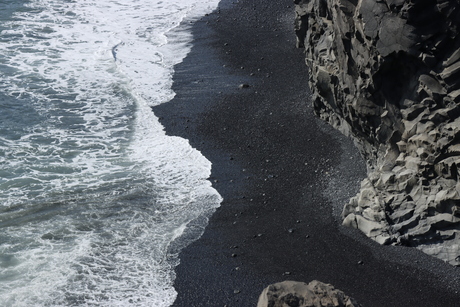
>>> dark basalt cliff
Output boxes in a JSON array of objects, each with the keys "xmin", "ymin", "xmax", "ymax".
[{"xmin": 295, "ymin": 0, "xmax": 460, "ymax": 265}]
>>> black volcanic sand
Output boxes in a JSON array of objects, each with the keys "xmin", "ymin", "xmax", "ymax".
[{"xmin": 153, "ymin": 1, "xmax": 460, "ymax": 306}]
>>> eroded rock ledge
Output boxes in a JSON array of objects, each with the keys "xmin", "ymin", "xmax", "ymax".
[{"xmin": 295, "ymin": 0, "xmax": 460, "ymax": 265}]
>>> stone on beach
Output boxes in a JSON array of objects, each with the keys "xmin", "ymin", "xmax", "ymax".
[{"xmin": 257, "ymin": 280, "xmax": 361, "ymax": 307}]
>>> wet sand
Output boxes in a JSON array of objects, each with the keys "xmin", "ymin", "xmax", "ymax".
[{"xmin": 153, "ymin": 0, "xmax": 460, "ymax": 306}]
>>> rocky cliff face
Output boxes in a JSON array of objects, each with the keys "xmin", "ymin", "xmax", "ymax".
[{"xmin": 295, "ymin": 0, "xmax": 460, "ymax": 265}]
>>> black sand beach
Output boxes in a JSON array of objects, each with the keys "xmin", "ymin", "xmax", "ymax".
[{"xmin": 153, "ymin": 1, "xmax": 460, "ymax": 306}]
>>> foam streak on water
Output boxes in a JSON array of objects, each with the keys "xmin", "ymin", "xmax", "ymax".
[{"xmin": 0, "ymin": 0, "xmax": 221, "ymax": 306}]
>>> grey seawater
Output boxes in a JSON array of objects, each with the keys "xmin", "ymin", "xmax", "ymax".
[{"xmin": 0, "ymin": 0, "xmax": 221, "ymax": 306}]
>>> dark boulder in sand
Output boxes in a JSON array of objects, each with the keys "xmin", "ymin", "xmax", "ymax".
[
  {"xmin": 295, "ymin": 0, "xmax": 460, "ymax": 265},
  {"xmin": 257, "ymin": 280, "xmax": 361, "ymax": 307}
]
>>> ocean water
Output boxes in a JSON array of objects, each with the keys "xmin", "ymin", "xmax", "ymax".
[{"xmin": 0, "ymin": 0, "xmax": 221, "ymax": 306}]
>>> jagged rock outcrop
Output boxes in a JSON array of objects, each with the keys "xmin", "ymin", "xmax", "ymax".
[
  {"xmin": 295, "ymin": 0, "xmax": 460, "ymax": 266},
  {"xmin": 257, "ymin": 280, "xmax": 361, "ymax": 307}
]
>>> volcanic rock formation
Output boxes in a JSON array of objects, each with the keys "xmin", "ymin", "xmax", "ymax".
[
  {"xmin": 257, "ymin": 280, "xmax": 361, "ymax": 307},
  {"xmin": 295, "ymin": 0, "xmax": 460, "ymax": 265}
]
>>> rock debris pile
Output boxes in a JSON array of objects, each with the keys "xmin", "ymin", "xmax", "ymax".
[{"xmin": 295, "ymin": 0, "xmax": 460, "ymax": 265}]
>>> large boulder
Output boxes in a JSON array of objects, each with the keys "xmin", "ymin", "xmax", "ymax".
[
  {"xmin": 257, "ymin": 280, "xmax": 361, "ymax": 307},
  {"xmin": 295, "ymin": 0, "xmax": 460, "ymax": 266}
]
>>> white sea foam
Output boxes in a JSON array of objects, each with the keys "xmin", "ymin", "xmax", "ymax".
[{"xmin": 0, "ymin": 0, "xmax": 221, "ymax": 306}]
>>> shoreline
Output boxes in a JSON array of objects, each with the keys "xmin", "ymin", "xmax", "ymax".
[{"xmin": 153, "ymin": 1, "xmax": 460, "ymax": 306}]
